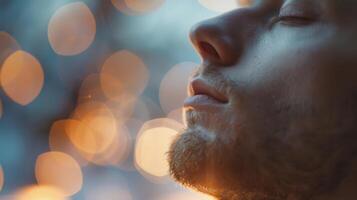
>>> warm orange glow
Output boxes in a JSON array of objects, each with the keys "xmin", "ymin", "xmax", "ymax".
[
  {"xmin": 198, "ymin": 0, "xmax": 239, "ymax": 12},
  {"xmin": 77, "ymin": 74, "xmax": 106, "ymax": 104},
  {"xmin": 0, "ymin": 32, "xmax": 21, "ymax": 67},
  {"xmin": 49, "ymin": 120, "xmax": 90, "ymax": 166},
  {"xmin": 158, "ymin": 192, "xmax": 215, "ymax": 200},
  {"xmin": 124, "ymin": 0, "xmax": 165, "ymax": 13},
  {"xmin": 238, "ymin": 0, "xmax": 253, "ymax": 6},
  {"xmin": 65, "ymin": 119, "xmax": 97, "ymax": 154},
  {"xmin": 1, "ymin": 50, "xmax": 44, "ymax": 105},
  {"xmin": 35, "ymin": 152, "xmax": 83, "ymax": 196},
  {"xmin": 167, "ymin": 108, "xmax": 184, "ymax": 124},
  {"xmin": 0, "ymin": 32, "xmax": 20, "ymax": 99},
  {"xmin": 15, "ymin": 185, "xmax": 68, "ymax": 200},
  {"xmin": 135, "ymin": 118, "xmax": 183, "ymax": 178},
  {"xmin": 159, "ymin": 62, "xmax": 197, "ymax": 114},
  {"xmin": 87, "ymin": 124, "xmax": 131, "ymax": 166},
  {"xmin": 68, "ymin": 101, "xmax": 117, "ymax": 154},
  {"xmin": 111, "ymin": 0, "xmax": 137, "ymax": 15},
  {"xmin": 100, "ymin": 50, "xmax": 149, "ymax": 102},
  {"xmin": 48, "ymin": 2, "xmax": 96, "ymax": 56},
  {"xmin": 0, "ymin": 165, "xmax": 4, "ymax": 192},
  {"xmin": 106, "ymin": 96, "xmax": 155, "ymax": 125}
]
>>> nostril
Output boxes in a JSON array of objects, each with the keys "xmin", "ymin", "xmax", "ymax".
[{"xmin": 198, "ymin": 41, "xmax": 220, "ymax": 60}]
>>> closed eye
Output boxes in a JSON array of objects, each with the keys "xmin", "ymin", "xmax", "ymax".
[{"xmin": 269, "ymin": 15, "xmax": 315, "ymax": 27}]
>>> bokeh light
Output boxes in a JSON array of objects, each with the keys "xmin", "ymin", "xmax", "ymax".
[
  {"xmin": 198, "ymin": 0, "xmax": 240, "ymax": 12},
  {"xmin": 238, "ymin": 0, "xmax": 254, "ymax": 7},
  {"xmin": 35, "ymin": 152, "xmax": 83, "ymax": 196},
  {"xmin": 124, "ymin": 0, "xmax": 165, "ymax": 13},
  {"xmin": 48, "ymin": 2, "xmax": 96, "ymax": 56},
  {"xmin": 167, "ymin": 108, "xmax": 184, "ymax": 124},
  {"xmin": 77, "ymin": 74, "xmax": 107, "ymax": 104},
  {"xmin": 1, "ymin": 50, "xmax": 44, "ymax": 105},
  {"xmin": 100, "ymin": 50, "xmax": 149, "ymax": 102},
  {"xmin": 159, "ymin": 62, "xmax": 197, "ymax": 114},
  {"xmin": 135, "ymin": 118, "xmax": 183, "ymax": 178},
  {"xmin": 158, "ymin": 191, "xmax": 215, "ymax": 200},
  {"xmin": 49, "ymin": 120, "xmax": 90, "ymax": 166},
  {"xmin": 0, "ymin": 165, "xmax": 4, "ymax": 192},
  {"xmin": 86, "ymin": 124, "xmax": 131, "ymax": 167},
  {"xmin": 14, "ymin": 185, "xmax": 68, "ymax": 200},
  {"xmin": 0, "ymin": 1, "xmax": 223, "ymax": 199},
  {"xmin": 111, "ymin": 0, "xmax": 138, "ymax": 15},
  {"xmin": 69, "ymin": 101, "xmax": 117, "ymax": 155},
  {"xmin": 0, "ymin": 32, "xmax": 21, "ymax": 68},
  {"xmin": 105, "ymin": 95, "xmax": 148, "ymax": 124}
]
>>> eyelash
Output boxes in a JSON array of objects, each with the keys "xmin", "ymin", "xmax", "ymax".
[{"xmin": 269, "ymin": 15, "xmax": 314, "ymax": 27}]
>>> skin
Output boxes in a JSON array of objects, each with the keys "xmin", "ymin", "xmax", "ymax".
[{"xmin": 168, "ymin": 0, "xmax": 357, "ymax": 199}]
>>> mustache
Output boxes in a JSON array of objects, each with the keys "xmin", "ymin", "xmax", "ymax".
[{"xmin": 191, "ymin": 65, "xmax": 235, "ymax": 98}]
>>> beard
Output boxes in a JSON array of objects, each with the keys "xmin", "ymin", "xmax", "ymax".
[
  {"xmin": 168, "ymin": 109, "xmax": 288, "ymax": 200},
  {"xmin": 168, "ymin": 106, "xmax": 357, "ymax": 200}
]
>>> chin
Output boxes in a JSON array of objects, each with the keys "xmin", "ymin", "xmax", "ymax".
[
  {"xmin": 168, "ymin": 128, "xmax": 280, "ymax": 200},
  {"xmin": 168, "ymin": 108, "xmax": 355, "ymax": 200},
  {"xmin": 168, "ymin": 109, "xmax": 283, "ymax": 200}
]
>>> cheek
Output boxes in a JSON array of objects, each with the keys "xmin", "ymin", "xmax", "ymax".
[{"xmin": 225, "ymin": 39, "xmax": 357, "ymax": 169}]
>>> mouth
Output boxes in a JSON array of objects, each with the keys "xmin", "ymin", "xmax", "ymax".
[{"xmin": 184, "ymin": 78, "xmax": 229, "ymax": 111}]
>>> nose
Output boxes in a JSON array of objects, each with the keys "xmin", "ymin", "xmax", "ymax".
[{"xmin": 189, "ymin": 16, "xmax": 241, "ymax": 66}]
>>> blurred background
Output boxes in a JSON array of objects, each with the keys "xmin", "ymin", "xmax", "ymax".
[{"xmin": 0, "ymin": 0, "xmax": 249, "ymax": 199}]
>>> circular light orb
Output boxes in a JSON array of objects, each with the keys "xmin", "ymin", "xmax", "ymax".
[
  {"xmin": 1, "ymin": 50, "xmax": 44, "ymax": 106},
  {"xmin": 35, "ymin": 152, "xmax": 83, "ymax": 196},
  {"xmin": 198, "ymin": 0, "xmax": 240, "ymax": 12},
  {"xmin": 111, "ymin": 0, "xmax": 137, "ymax": 15},
  {"xmin": 68, "ymin": 101, "xmax": 117, "ymax": 155},
  {"xmin": 135, "ymin": 118, "xmax": 183, "ymax": 178},
  {"xmin": 124, "ymin": 0, "xmax": 165, "ymax": 13},
  {"xmin": 48, "ymin": 2, "xmax": 96, "ymax": 56},
  {"xmin": 49, "ymin": 120, "xmax": 90, "ymax": 166},
  {"xmin": 105, "ymin": 95, "xmax": 152, "ymax": 125},
  {"xmin": 159, "ymin": 62, "xmax": 197, "ymax": 114},
  {"xmin": 14, "ymin": 185, "xmax": 68, "ymax": 200},
  {"xmin": 0, "ymin": 165, "xmax": 4, "ymax": 192},
  {"xmin": 87, "ymin": 124, "xmax": 131, "ymax": 167},
  {"xmin": 158, "ymin": 192, "xmax": 215, "ymax": 200},
  {"xmin": 167, "ymin": 108, "xmax": 184, "ymax": 124},
  {"xmin": 77, "ymin": 74, "xmax": 107, "ymax": 104},
  {"xmin": 100, "ymin": 50, "xmax": 149, "ymax": 101},
  {"xmin": 238, "ymin": 0, "xmax": 254, "ymax": 6},
  {"xmin": 0, "ymin": 32, "xmax": 21, "ymax": 67}
]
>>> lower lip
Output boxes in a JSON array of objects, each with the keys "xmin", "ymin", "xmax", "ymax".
[{"xmin": 183, "ymin": 95, "xmax": 228, "ymax": 110}]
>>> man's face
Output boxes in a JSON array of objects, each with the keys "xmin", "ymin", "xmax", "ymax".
[{"xmin": 169, "ymin": 0, "xmax": 357, "ymax": 199}]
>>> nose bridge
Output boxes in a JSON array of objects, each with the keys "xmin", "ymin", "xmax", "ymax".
[{"xmin": 190, "ymin": 8, "xmax": 256, "ymax": 67}]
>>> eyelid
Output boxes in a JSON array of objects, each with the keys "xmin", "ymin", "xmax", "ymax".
[
  {"xmin": 268, "ymin": 3, "xmax": 319, "ymax": 28},
  {"xmin": 279, "ymin": 3, "xmax": 318, "ymax": 19}
]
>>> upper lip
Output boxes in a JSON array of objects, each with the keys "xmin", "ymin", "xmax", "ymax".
[{"xmin": 188, "ymin": 78, "xmax": 229, "ymax": 103}]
